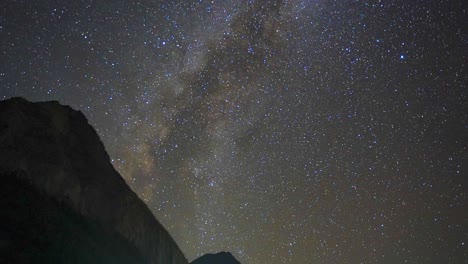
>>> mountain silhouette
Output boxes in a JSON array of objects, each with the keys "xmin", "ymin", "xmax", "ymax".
[
  {"xmin": 0, "ymin": 97, "xmax": 188, "ymax": 264},
  {"xmin": 191, "ymin": 251, "xmax": 241, "ymax": 264}
]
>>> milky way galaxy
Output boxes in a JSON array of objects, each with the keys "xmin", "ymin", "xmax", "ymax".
[{"xmin": 1, "ymin": 0, "xmax": 466, "ymax": 263}]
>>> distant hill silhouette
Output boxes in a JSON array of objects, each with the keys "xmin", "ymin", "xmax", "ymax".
[
  {"xmin": 0, "ymin": 97, "xmax": 188, "ymax": 263},
  {"xmin": 191, "ymin": 251, "xmax": 241, "ymax": 264}
]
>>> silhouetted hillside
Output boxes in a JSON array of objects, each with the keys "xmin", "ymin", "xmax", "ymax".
[
  {"xmin": 0, "ymin": 171, "xmax": 144, "ymax": 264},
  {"xmin": 0, "ymin": 97, "xmax": 188, "ymax": 264},
  {"xmin": 191, "ymin": 251, "xmax": 241, "ymax": 264}
]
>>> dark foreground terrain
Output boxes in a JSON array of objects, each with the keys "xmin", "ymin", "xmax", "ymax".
[
  {"xmin": 0, "ymin": 97, "xmax": 188, "ymax": 264},
  {"xmin": 0, "ymin": 172, "xmax": 144, "ymax": 264}
]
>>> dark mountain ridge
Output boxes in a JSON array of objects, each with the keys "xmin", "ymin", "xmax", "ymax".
[
  {"xmin": 1, "ymin": 171, "xmax": 145, "ymax": 263},
  {"xmin": 0, "ymin": 97, "xmax": 188, "ymax": 263}
]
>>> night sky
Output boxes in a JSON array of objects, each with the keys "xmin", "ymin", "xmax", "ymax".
[{"xmin": 1, "ymin": 0, "xmax": 467, "ymax": 263}]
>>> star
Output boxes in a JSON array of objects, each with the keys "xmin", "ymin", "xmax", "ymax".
[{"xmin": 1, "ymin": 0, "xmax": 466, "ymax": 263}]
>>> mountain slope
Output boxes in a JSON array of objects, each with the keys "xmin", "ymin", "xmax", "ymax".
[
  {"xmin": 0, "ymin": 97, "xmax": 188, "ymax": 264},
  {"xmin": 0, "ymin": 171, "xmax": 145, "ymax": 264}
]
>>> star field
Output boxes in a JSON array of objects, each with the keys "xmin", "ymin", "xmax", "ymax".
[{"xmin": 1, "ymin": 0, "xmax": 467, "ymax": 263}]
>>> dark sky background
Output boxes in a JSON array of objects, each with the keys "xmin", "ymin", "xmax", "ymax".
[{"xmin": 1, "ymin": 0, "xmax": 467, "ymax": 263}]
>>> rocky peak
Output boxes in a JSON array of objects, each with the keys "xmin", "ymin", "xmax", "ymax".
[{"xmin": 0, "ymin": 97, "xmax": 188, "ymax": 264}]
